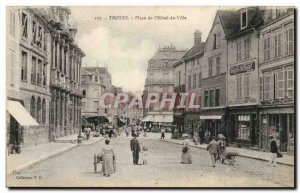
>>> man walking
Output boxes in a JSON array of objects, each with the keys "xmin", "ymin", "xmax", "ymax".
[
  {"xmin": 130, "ymin": 134, "xmax": 141, "ymax": 165},
  {"xmin": 268, "ymin": 135, "xmax": 278, "ymax": 167},
  {"xmin": 207, "ymin": 137, "xmax": 220, "ymax": 167}
]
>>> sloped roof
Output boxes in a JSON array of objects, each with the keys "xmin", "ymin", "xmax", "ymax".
[
  {"xmin": 218, "ymin": 7, "xmax": 264, "ymax": 39},
  {"xmin": 81, "ymin": 67, "xmax": 110, "ymax": 75},
  {"xmin": 182, "ymin": 42, "xmax": 205, "ymax": 60}
]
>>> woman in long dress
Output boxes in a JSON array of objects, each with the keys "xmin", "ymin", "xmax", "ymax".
[
  {"xmin": 101, "ymin": 139, "xmax": 116, "ymax": 177},
  {"xmin": 181, "ymin": 135, "xmax": 192, "ymax": 164}
]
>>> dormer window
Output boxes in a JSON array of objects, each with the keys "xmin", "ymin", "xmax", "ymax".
[{"xmin": 241, "ymin": 11, "xmax": 247, "ymax": 29}]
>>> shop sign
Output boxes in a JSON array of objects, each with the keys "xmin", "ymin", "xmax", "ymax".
[
  {"xmin": 230, "ymin": 61, "xmax": 255, "ymax": 75},
  {"xmin": 228, "ymin": 97, "xmax": 257, "ymax": 105}
]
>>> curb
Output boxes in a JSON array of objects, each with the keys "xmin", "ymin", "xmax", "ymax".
[{"xmin": 162, "ymin": 139, "xmax": 294, "ymax": 167}]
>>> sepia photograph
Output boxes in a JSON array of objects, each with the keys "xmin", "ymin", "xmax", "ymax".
[{"xmin": 5, "ymin": 5, "xmax": 295, "ymax": 188}]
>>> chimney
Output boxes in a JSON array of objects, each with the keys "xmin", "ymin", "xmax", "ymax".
[{"xmin": 194, "ymin": 30, "xmax": 202, "ymax": 45}]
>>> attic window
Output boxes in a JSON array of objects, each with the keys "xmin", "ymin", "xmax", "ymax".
[{"xmin": 241, "ymin": 11, "xmax": 247, "ymax": 29}]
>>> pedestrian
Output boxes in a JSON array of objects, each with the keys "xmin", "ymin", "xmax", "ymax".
[
  {"xmin": 161, "ymin": 127, "xmax": 165, "ymax": 140},
  {"xmin": 100, "ymin": 139, "xmax": 116, "ymax": 177},
  {"xmin": 125, "ymin": 126, "xmax": 129, "ymax": 137},
  {"xmin": 207, "ymin": 136, "xmax": 220, "ymax": 167},
  {"xmin": 84, "ymin": 127, "xmax": 91, "ymax": 140},
  {"xmin": 141, "ymin": 146, "xmax": 149, "ymax": 165},
  {"xmin": 204, "ymin": 129, "xmax": 211, "ymax": 144},
  {"xmin": 268, "ymin": 135, "xmax": 278, "ymax": 167},
  {"xmin": 143, "ymin": 125, "xmax": 148, "ymax": 137},
  {"xmin": 130, "ymin": 134, "xmax": 141, "ymax": 165},
  {"xmin": 193, "ymin": 130, "xmax": 199, "ymax": 145},
  {"xmin": 108, "ymin": 127, "xmax": 114, "ymax": 139},
  {"xmin": 218, "ymin": 134, "xmax": 226, "ymax": 163},
  {"xmin": 181, "ymin": 134, "xmax": 192, "ymax": 164}
]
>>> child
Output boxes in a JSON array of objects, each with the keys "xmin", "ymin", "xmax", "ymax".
[{"xmin": 141, "ymin": 146, "xmax": 149, "ymax": 165}]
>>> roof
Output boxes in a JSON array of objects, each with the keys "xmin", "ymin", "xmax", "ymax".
[
  {"xmin": 182, "ymin": 42, "xmax": 205, "ymax": 60},
  {"xmin": 218, "ymin": 7, "xmax": 265, "ymax": 39},
  {"xmin": 150, "ymin": 48, "xmax": 187, "ymax": 61},
  {"xmin": 81, "ymin": 67, "xmax": 110, "ymax": 75}
]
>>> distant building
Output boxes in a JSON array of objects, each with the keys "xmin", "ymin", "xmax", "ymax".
[{"xmin": 143, "ymin": 45, "xmax": 187, "ymax": 125}]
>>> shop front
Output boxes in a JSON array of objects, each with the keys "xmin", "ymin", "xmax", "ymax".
[
  {"xmin": 259, "ymin": 105, "xmax": 295, "ymax": 153},
  {"xmin": 184, "ymin": 112, "xmax": 200, "ymax": 137},
  {"xmin": 228, "ymin": 106, "xmax": 259, "ymax": 148}
]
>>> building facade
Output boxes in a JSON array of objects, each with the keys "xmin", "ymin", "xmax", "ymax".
[
  {"xmin": 7, "ymin": 7, "xmax": 52, "ymax": 147},
  {"xmin": 226, "ymin": 7, "xmax": 264, "ymax": 147},
  {"xmin": 200, "ymin": 12, "xmax": 228, "ymax": 138},
  {"xmin": 47, "ymin": 7, "xmax": 85, "ymax": 140},
  {"xmin": 258, "ymin": 8, "xmax": 294, "ymax": 152},
  {"xmin": 143, "ymin": 45, "xmax": 187, "ymax": 124}
]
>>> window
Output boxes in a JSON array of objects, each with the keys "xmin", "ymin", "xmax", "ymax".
[
  {"xmin": 263, "ymin": 34, "xmax": 271, "ymax": 61},
  {"xmin": 241, "ymin": 11, "xmax": 247, "ymax": 28},
  {"xmin": 259, "ymin": 77, "xmax": 263, "ymax": 100},
  {"xmin": 208, "ymin": 58, "xmax": 213, "ymax": 77},
  {"xmin": 198, "ymin": 72, "xmax": 201, "ymax": 88},
  {"xmin": 285, "ymin": 27, "xmax": 294, "ymax": 55},
  {"xmin": 37, "ymin": 97, "xmax": 41, "ymax": 123},
  {"xmin": 236, "ymin": 41, "xmax": 242, "ymax": 62},
  {"xmin": 44, "ymin": 32, "xmax": 48, "ymax": 51},
  {"xmin": 286, "ymin": 67, "xmax": 294, "ymax": 98},
  {"xmin": 244, "ymin": 74, "xmax": 250, "ymax": 97},
  {"xmin": 42, "ymin": 99, "xmax": 46, "ymax": 124},
  {"xmin": 43, "ymin": 63, "xmax": 47, "ymax": 86},
  {"xmin": 244, "ymin": 38, "xmax": 250, "ymax": 60},
  {"xmin": 216, "ymin": 57, "xmax": 220, "ymax": 75},
  {"xmin": 193, "ymin": 74, "xmax": 197, "ymax": 89},
  {"xmin": 215, "ymin": 88, "xmax": 220, "ymax": 106},
  {"xmin": 263, "ymin": 71, "xmax": 271, "ymax": 100},
  {"xmin": 21, "ymin": 51, "xmax": 28, "ymax": 81},
  {"xmin": 204, "ymin": 90, "xmax": 209, "ymax": 107},
  {"xmin": 95, "ymin": 76, "xmax": 98, "ymax": 82},
  {"xmin": 82, "ymin": 90, "xmax": 86, "ymax": 98},
  {"xmin": 274, "ymin": 69, "xmax": 284, "ymax": 99},
  {"xmin": 22, "ymin": 12, "xmax": 28, "ymax": 38},
  {"xmin": 31, "ymin": 57, "xmax": 37, "ymax": 84},
  {"xmin": 274, "ymin": 33, "xmax": 282, "ymax": 59},
  {"xmin": 237, "ymin": 76, "xmax": 242, "ymax": 98},
  {"xmin": 188, "ymin": 75, "xmax": 191, "ymax": 90},
  {"xmin": 9, "ymin": 9, "xmax": 16, "ymax": 37},
  {"xmin": 30, "ymin": 96, "xmax": 36, "ymax": 118},
  {"xmin": 37, "ymin": 59, "xmax": 42, "ymax": 85},
  {"xmin": 32, "ymin": 20, "xmax": 37, "ymax": 44},
  {"xmin": 178, "ymin": 71, "xmax": 181, "ymax": 85},
  {"xmin": 209, "ymin": 90, "xmax": 215, "ymax": 107},
  {"xmin": 213, "ymin": 34, "xmax": 217, "ymax": 49}
]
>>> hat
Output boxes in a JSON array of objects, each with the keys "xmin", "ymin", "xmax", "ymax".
[
  {"xmin": 182, "ymin": 134, "xmax": 189, "ymax": 138},
  {"xmin": 218, "ymin": 134, "xmax": 225, "ymax": 139}
]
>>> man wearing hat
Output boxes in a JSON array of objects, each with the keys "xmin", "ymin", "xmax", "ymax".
[
  {"xmin": 130, "ymin": 134, "xmax": 141, "ymax": 165},
  {"xmin": 207, "ymin": 136, "xmax": 220, "ymax": 167},
  {"xmin": 268, "ymin": 135, "xmax": 278, "ymax": 167}
]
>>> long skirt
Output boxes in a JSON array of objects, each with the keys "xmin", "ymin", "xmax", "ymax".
[
  {"xmin": 102, "ymin": 153, "xmax": 114, "ymax": 175},
  {"xmin": 181, "ymin": 148, "xmax": 192, "ymax": 164}
]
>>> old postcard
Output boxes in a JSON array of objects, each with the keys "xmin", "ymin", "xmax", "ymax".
[{"xmin": 6, "ymin": 6, "xmax": 295, "ymax": 188}]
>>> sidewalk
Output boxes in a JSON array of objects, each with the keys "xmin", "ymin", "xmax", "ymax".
[
  {"xmin": 147, "ymin": 132, "xmax": 294, "ymax": 167},
  {"xmin": 7, "ymin": 134, "xmax": 104, "ymax": 175}
]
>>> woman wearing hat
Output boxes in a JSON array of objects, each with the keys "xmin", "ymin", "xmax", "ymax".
[
  {"xmin": 181, "ymin": 134, "xmax": 192, "ymax": 164},
  {"xmin": 218, "ymin": 134, "xmax": 226, "ymax": 163}
]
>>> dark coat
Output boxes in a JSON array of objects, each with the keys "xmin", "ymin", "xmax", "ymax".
[
  {"xmin": 270, "ymin": 140, "xmax": 278, "ymax": 153},
  {"xmin": 130, "ymin": 138, "xmax": 141, "ymax": 152}
]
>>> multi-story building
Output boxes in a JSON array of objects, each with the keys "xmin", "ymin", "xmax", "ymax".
[
  {"xmin": 182, "ymin": 30, "xmax": 205, "ymax": 135},
  {"xmin": 81, "ymin": 67, "xmax": 108, "ymax": 121},
  {"xmin": 258, "ymin": 8, "xmax": 294, "ymax": 152},
  {"xmin": 7, "ymin": 7, "xmax": 52, "ymax": 147},
  {"xmin": 48, "ymin": 7, "xmax": 85, "ymax": 140},
  {"xmin": 200, "ymin": 10, "xmax": 231, "ymax": 139},
  {"xmin": 143, "ymin": 45, "xmax": 187, "ymax": 125},
  {"xmin": 226, "ymin": 7, "xmax": 264, "ymax": 147}
]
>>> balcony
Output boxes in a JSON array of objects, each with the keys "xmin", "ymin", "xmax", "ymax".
[{"xmin": 50, "ymin": 79, "xmax": 61, "ymax": 88}]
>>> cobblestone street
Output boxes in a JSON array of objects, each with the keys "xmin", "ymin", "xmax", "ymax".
[{"xmin": 7, "ymin": 133, "xmax": 294, "ymax": 187}]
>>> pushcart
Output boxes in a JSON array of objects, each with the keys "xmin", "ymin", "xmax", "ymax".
[
  {"xmin": 223, "ymin": 151, "xmax": 238, "ymax": 165},
  {"xmin": 93, "ymin": 154, "xmax": 116, "ymax": 174}
]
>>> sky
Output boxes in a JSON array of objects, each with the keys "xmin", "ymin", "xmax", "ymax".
[{"xmin": 69, "ymin": 6, "xmax": 225, "ymax": 95}]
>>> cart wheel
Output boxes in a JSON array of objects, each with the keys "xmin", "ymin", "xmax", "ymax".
[{"xmin": 93, "ymin": 154, "xmax": 97, "ymax": 173}]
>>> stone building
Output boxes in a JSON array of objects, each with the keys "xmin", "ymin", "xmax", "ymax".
[
  {"xmin": 226, "ymin": 7, "xmax": 264, "ymax": 147},
  {"xmin": 200, "ymin": 10, "xmax": 230, "ymax": 139},
  {"xmin": 182, "ymin": 30, "xmax": 205, "ymax": 135},
  {"xmin": 143, "ymin": 45, "xmax": 187, "ymax": 125},
  {"xmin": 48, "ymin": 7, "xmax": 85, "ymax": 140},
  {"xmin": 6, "ymin": 7, "xmax": 52, "ymax": 147},
  {"xmin": 81, "ymin": 67, "xmax": 111, "ymax": 126},
  {"xmin": 258, "ymin": 8, "xmax": 294, "ymax": 152}
]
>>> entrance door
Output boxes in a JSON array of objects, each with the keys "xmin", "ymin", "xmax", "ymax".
[
  {"xmin": 230, "ymin": 115, "xmax": 236, "ymax": 143},
  {"xmin": 280, "ymin": 114, "xmax": 288, "ymax": 152},
  {"xmin": 9, "ymin": 115, "xmax": 19, "ymax": 145},
  {"xmin": 251, "ymin": 114, "xmax": 257, "ymax": 145}
]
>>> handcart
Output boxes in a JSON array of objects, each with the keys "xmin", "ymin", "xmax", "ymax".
[
  {"xmin": 93, "ymin": 153, "xmax": 116, "ymax": 174},
  {"xmin": 223, "ymin": 151, "xmax": 238, "ymax": 165}
]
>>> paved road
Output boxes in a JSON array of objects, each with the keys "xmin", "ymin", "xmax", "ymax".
[{"xmin": 7, "ymin": 134, "xmax": 294, "ymax": 187}]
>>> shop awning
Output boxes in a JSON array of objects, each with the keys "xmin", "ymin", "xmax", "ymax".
[
  {"xmin": 7, "ymin": 100, "xmax": 39, "ymax": 126},
  {"xmin": 152, "ymin": 115, "xmax": 164, "ymax": 123},
  {"xmin": 200, "ymin": 115, "xmax": 222, "ymax": 120},
  {"xmin": 141, "ymin": 115, "xmax": 153, "ymax": 122},
  {"xmin": 163, "ymin": 115, "xmax": 173, "ymax": 123}
]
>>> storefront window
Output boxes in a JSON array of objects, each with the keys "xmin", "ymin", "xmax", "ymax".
[{"xmin": 237, "ymin": 115, "xmax": 250, "ymax": 140}]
